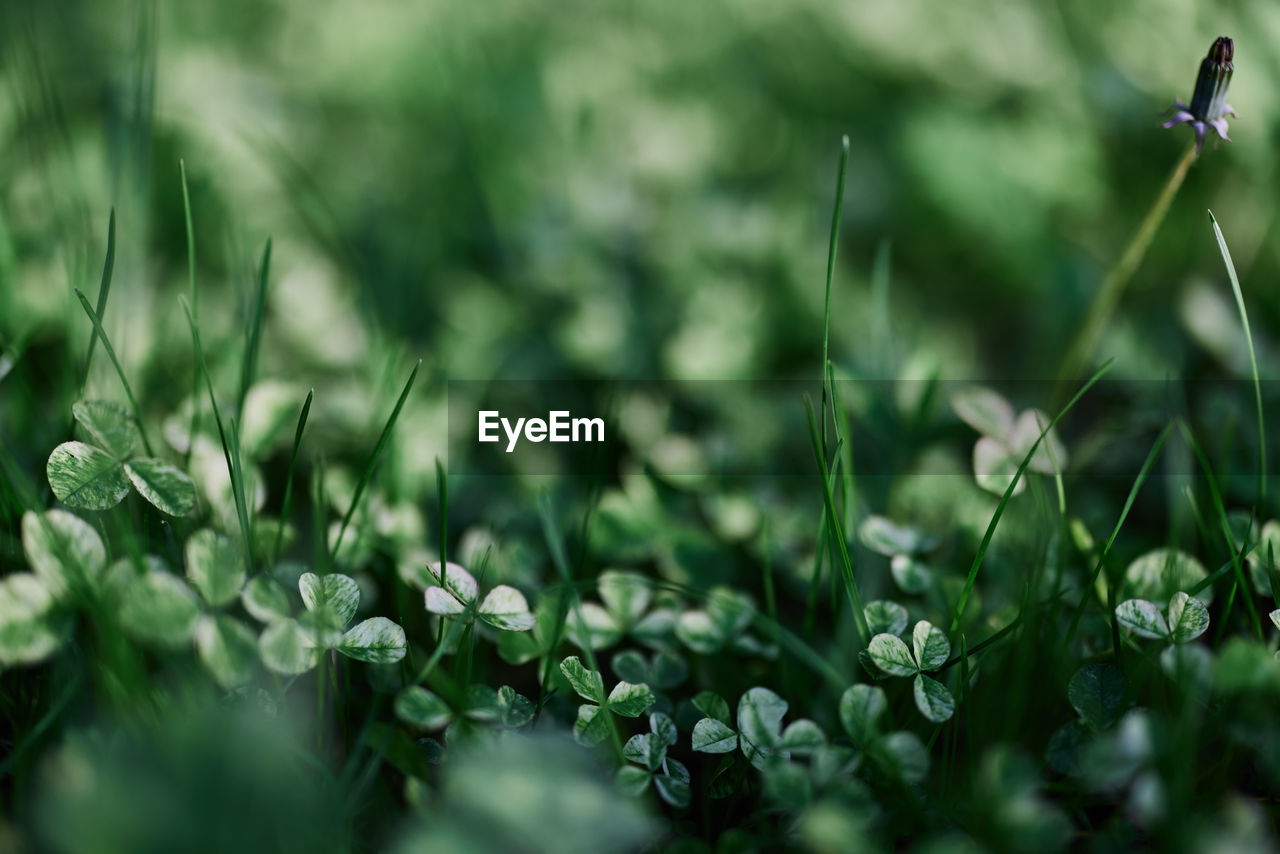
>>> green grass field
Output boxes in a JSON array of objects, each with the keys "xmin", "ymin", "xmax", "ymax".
[{"xmin": 2, "ymin": 3, "xmax": 1279, "ymax": 852}]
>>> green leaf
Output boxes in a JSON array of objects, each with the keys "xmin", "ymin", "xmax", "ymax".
[
  {"xmin": 496, "ymin": 685, "xmax": 534, "ymax": 728},
  {"xmin": 675, "ymin": 610, "xmax": 722, "ymax": 654},
  {"xmin": 913, "ymin": 674, "xmax": 955, "ymax": 722},
  {"xmin": 839, "ymin": 684, "xmax": 887, "ymax": 743},
  {"xmin": 864, "ymin": 600, "xmax": 908, "ymax": 636},
  {"xmin": 606, "ymin": 681, "xmax": 656, "ymax": 717},
  {"xmin": 705, "ymin": 587, "xmax": 755, "ymax": 638},
  {"xmin": 1123, "ymin": 548, "xmax": 1211, "ymax": 606},
  {"xmin": 46, "ymin": 442, "xmax": 129, "ymax": 511},
  {"xmin": 650, "ymin": 712, "xmax": 678, "ymax": 749},
  {"xmin": 691, "ymin": 718, "xmax": 738, "ymax": 753},
  {"xmin": 185, "ymin": 529, "xmax": 246, "ymax": 608},
  {"xmin": 0, "ymin": 573, "xmax": 62, "ymax": 666},
  {"xmin": 951, "ymin": 386, "xmax": 1015, "ymax": 441},
  {"xmin": 890, "ymin": 555, "xmax": 933, "ymax": 594},
  {"xmin": 598, "ymin": 570, "xmax": 652, "ymax": 627},
  {"xmin": 124, "ymin": 458, "xmax": 197, "ymax": 517},
  {"xmin": 194, "ymin": 614, "xmax": 258, "ymax": 689},
  {"xmin": 1068, "ymin": 663, "xmax": 1128, "ymax": 729},
  {"xmin": 573, "ymin": 704, "xmax": 612, "ymax": 746},
  {"xmin": 22, "ymin": 510, "xmax": 107, "ymax": 596},
  {"xmin": 859, "ymin": 515, "xmax": 930, "ymax": 556},
  {"xmin": 1115, "ymin": 599, "xmax": 1170, "ymax": 640},
  {"xmin": 737, "ymin": 687, "xmax": 786, "ymax": 765},
  {"xmin": 877, "ymin": 731, "xmax": 929, "ymax": 784},
  {"xmin": 477, "ymin": 585, "xmax": 536, "ymax": 631},
  {"xmin": 258, "ymin": 618, "xmax": 318, "ymax": 675},
  {"xmin": 1167, "ymin": 592, "xmax": 1209, "ymax": 644},
  {"xmin": 338, "ymin": 617, "xmax": 407, "ymax": 663},
  {"xmin": 761, "ymin": 758, "xmax": 812, "ymax": 810},
  {"xmin": 299, "ymin": 572, "xmax": 360, "ymax": 627},
  {"xmin": 615, "ymin": 765, "xmax": 652, "ymax": 797},
  {"xmin": 612, "ymin": 649, "xmax": 649, "ymax": 684},
  {"xmin": 1270, "ymin": 609, "xmax": 1280, "ymax": 632},
  {"xmin": 973, "ymin": 436, "xmax": 1026, "ymax": 497},
  {"xmin": 693, "ymin": 690, "xmax": 730, "ymax": 723},
  {"xmin": 241, "ymin": 575, "xmax": 291, "ymax": 623},
  {"xmin": 1009, "ymin": 408, "xmax": 1068, "ymax": 475},
  {"xmin": 912, "ymin": 620, "xmax": 950, "ymax": 671},
  {"xmin": 567, "ymin": 602, "xmax": 622, "ymax": 649},
  {"xmin": 653, "ymin": 763, "xmax": 691, "ymax": 808},
  {"xmin": 119, "ymin": 571, "xmax": 201, "ymax": 648},
  {"xmin": 1045, "ymin": 720, "xmax": 1086, "ymax": 776},
  {"xmin": 396, "ymin": 686, "xmax": 453, "ymax": 729},
  {"xmin": 425, "ymin": 560, "xmax": 477, "ymax": 604},
  {"xmin": 560, "ymin": 656, "xmax": 606, "ymax": 703},
  {"xmin": 778, "ymin": 719, "xmax": 826, "ymax": 753},
  {"xmin": 867, "ymin": 633, "xmax": 918, "ymax": 677},
  {"xmin": 73, "ymin": 399, "xmax": 138, "ymax": 459}
]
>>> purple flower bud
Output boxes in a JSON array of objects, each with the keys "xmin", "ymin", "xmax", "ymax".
[{"xmin": 1163, "ymin": 36, "xmax": 1236, "ymax": 155}]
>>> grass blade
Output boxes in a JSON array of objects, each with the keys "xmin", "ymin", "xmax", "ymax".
[
  {"xmin": 80, "ymin": 209, "xmax": 115, "ymax": 389},
  {"xmin": 272, "ymin": 389, "xmax": 313, "ymax": 565},
  {"xmin": 1208, "ymin": 211, "xmax": 1266, "ymax": 507},
  {"xmin": 238, "ymin": 238, "xmax": 273, "ymax": 421},
  {"xmin": 950, "ymin": 360, "xmax": 1113, "ymax": 634},
  {"xmin": 180, "ymin": 160, "xmax": 202, "ymax": 460},
  {"xmin": 331, "ymin": 359, "xmax": 421, "ymax": 560},
  {"xmin": 73, "ymin": 289, "xmax": 153, "ymax": 456},
  {"xmin": 819, "ymin": 136, "xmax": 850, "ymax": 452}
]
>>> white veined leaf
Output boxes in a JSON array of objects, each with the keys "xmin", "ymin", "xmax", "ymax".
[
  {"xmin": 338, "ymin": 617, "xmax": 407, "ymax": 663},
  {"xmin": 118, "ymin": 571, "xmax": 201, "ymax": 648},
  {"xmin": 424, "ymin": 561, "xmax": 477, "ymax": 604},
  {"xmin": 859, "ymin": 515, "xmax": 931, "ymax": 556},
  {"xmin": 778, "ymin": 719, "xmax": 826, "ymax": 754},
  {"xmin": 496, "ymin": 685, "xmax": 535, "ymax": 728},
  {"xmin": 913, "ymin": 674, "xmax": 955, "ymax": 722},
  {"xmin": 477, "ymin": 585, "xmax": 535, "ymax": 631},
  {"xmin": 691, "ymin": 718, "xmax": 738, "ymax": 753},
  {"xmin": 973, "ymin": 436, "xmax": 1026, "ymax": 497},
  {"xmin": 0, "ymin": 573, "xmax": 62, "ymax": 666},
  {"xmin": 631, "ymin": 607, "xmax": 678, "ymax": 648},
  {"xmin": 675, "ymin": 609, "xmax": 723, "ymax": 654},
  {"xmin": 573, "ymin": 703, "xmax": 612, "ymax": 746},
  {"xmin": 864, "ymin": 600, "xmax": 909, "ymax": 636},
  {"xmin": 705, "ymin": 587, "xmax": 755, "ymax": 637},
  {"xmin": 1271, "ymin": 609, "xmax": 1280, "ymax": 632},
  {"xmin": 1166, "ymin": 592, "xmax": 1209, "ymax": 644},
  {"xmin": 568, "ymin": 602, "xmax": 622, "ymax": 649},
  {"xmin": 47, "ymin": 442, "xmax": 130, "ymax": 511},
  {"xmin": 1115, "ymin": 599, "xmax": 1171, "ymax": 640},
  {"xmin": 194, "ymin": 614, "xmax": 258, "ymax": 689},
  {"xmin": 22, "ymin": 510, "xmax": 107, "ymax": 597},
  {"xmin": 867, "ymin": 633, "xmax": 918, "ymax": 677},
  {"xmin": 951, "ymin": 386, "xmax": 1016, "ymax": 441},
  {"xmin": 839, "ymin": 684, "xmax": 887, "ymax": 743},
  {"xmin": 692, "ymin": 690, "xmax": 730, "ymax": 724},
  {"xmin": 425, "ymin": 586, "xmax": 467, "ymax": 616},
  {"xmin": 299, "ymin": 572, "xmax": 360, "ymax": 627},
  {"xmin": 615, "ymin": 764, "xmax": 652, "ymax": 797},
  {"xmin": 737, "ymin": 687, "xmax": 787, "ymax": 761},
  {"xmin": 606, "ymin": 681, "xmax": 655, "ymax": 717},
  {"xmin": 258, "ymin": 618, "xmax": 319, "ymax": 675},
  {"xmin": 891, "ymin": 555, "xmax": 933, "ymax": 595},
  {"xmin": 559, "ymin": 656, "xmax": 606, "ymax": 703},
  {"xmin": 241, "ymin": 575, "xmax": 291, "ymax": 623},
  {"xmin": 1008, "ymin": 408, "xmax": 1068, "ymax": 475},
  {"xmin": 912, "ymin": 620, "xmax": 950, "ymax": 671},
  {"xmin": 395, "ymin": 686, "xmax": 453, "ymax": 729},
  {"xmin": 653, "ymin": 763, "xmax": 691, "ymax": 808},
  {"xmin": 72, "ymin": 399, "xmax": 138, "ymax": 459},
  {"xmin": 598, "ymin": 570, "xmax": 652, "ymax": 627},
  {"xmin": 1123, "ymin": 548, "xmax": 1211, "ymax": 606},
  {"xmin": 185, "ymin": 529, "xmax": 246, "ymax": 608},
  {"xmin": 650, "ymin": 712, "xmax": 678, "ymax": 750},
  {"xmin": 124, "ymin": 458, "xmax": 197, "ymax": 517}
]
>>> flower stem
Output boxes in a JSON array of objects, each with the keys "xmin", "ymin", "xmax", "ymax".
[{"xmin": 1056, "ymin": 141, "xmax": 1198, "ymax": 386}]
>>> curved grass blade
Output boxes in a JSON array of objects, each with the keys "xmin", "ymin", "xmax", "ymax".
[
  {"xmin": 272, "ymin": 388, "xmax": 313, "ymax": 565},
  {"xmin": 73, "ymin": 290, "xmax": 153, "ymax": 456},
  {"xmin": 80, "ymin": 209, "xmax": 115, "ymax": 389}
]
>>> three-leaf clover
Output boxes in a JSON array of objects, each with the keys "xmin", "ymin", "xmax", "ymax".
[
  {"xmin": 864, "ymin": 620, "xmax": 955, "ymax": 723},
  {"xmin": 559, "ymin": 655, "xmax": 656, "ymax": 746},
  {"xmin": 571, "ymin": 570, "xmax": 678, "ymax": 650},
  {"xmin": 676, "ymin": 586, "xmax": 773, "ymax": 657},
  {"xmin": 424, "ymin": 561, "xmax": 535, "ymax": 632},
  {"xmin": 838, "ymin": 684, "xmax": 929, "ymax": 784},
  {"xmin": 396, "ymin": 684, "xmax": 535, "ymax": 734},
  {"xmin": 859, "ymin": 516, "xmax": 938, "ymax": 595},
  {"xmin": 691, "ymin": 687, "xmax": 825, "ymax": 769},
  {"xmin": 258, "ymin": 572, "xmax": 406, "ymax": 674},
  {"xmin": 616, "ymin": 712, "xmax": 691, "ymax": 808},
  {"xmin": 47, "ymin": 400, "xmax": 196, "ymax": 516},
  {"xmin": 1046, "ymin": 663, "xmax": 1130, "ymax": 777},
  {"xmin": 1115, "ymin": 591, "xmax": 1210, "ymax": 645},
  {"xmin": 952, "ymin": 386, "xmax": 1067, "ymax": 496}
]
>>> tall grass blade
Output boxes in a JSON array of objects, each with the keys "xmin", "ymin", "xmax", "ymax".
[{"xmin": 73, "ymin": 289, "xmax": 153, "ymax": 456}]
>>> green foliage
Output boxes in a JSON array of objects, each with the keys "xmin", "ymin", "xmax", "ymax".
[
  {"xmin": 560, "ymin": 655, "xmax": 656, "ymax": 746},
  {"xmin": 865, "ymin": 620, "xmax": 955, "ymax": 722}
]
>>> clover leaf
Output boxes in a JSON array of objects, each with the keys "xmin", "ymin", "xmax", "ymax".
[
  {"xmin": 837, "ymin": 684, "xmax": 930, "ymax": 784},
  {"xmin": 1115, "ymin": 591, "xmax": 1210, "ymax": 645},
  {"xmin": 396, "ymin": 684, "xmax": 535, "ymax": 734},
  {"xmin": 616, "ymin": 712, "xmax": 690, "ymax": 808},
  {"xmin": 570, "ymin": 570, "xmax": 678, "ymax": 650},
  {"xmin": 691, "ymin": 687, "xmax": 825, "ymax": 769},
  {"xmin": 864, "ymin": 620, "xmax": 955, "ymax": 723},
  {"xmin": 46, "ymin": 400, "xmax": 196, "ymax": 516},
  {"xmin": 676, "ymin": 586, "xmax": 773, "ymax": 657},
  {"xmin": 559, "ymin": 655, "xmax": 656, "ymax": 746},
  {"xmin": 859, "ymin": 516, "xmax": 938, "ymax": 595},
  {"xmin": 952, "ymin": 387, "xmax": 1067, "ymax": 496},
  {"xmin": 259, "ymin": 571, "xmax": 405, "ymax": 674},
  {"xmin": 424, "ymin": 561, "xmax": 535, "ymax": 632}
]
